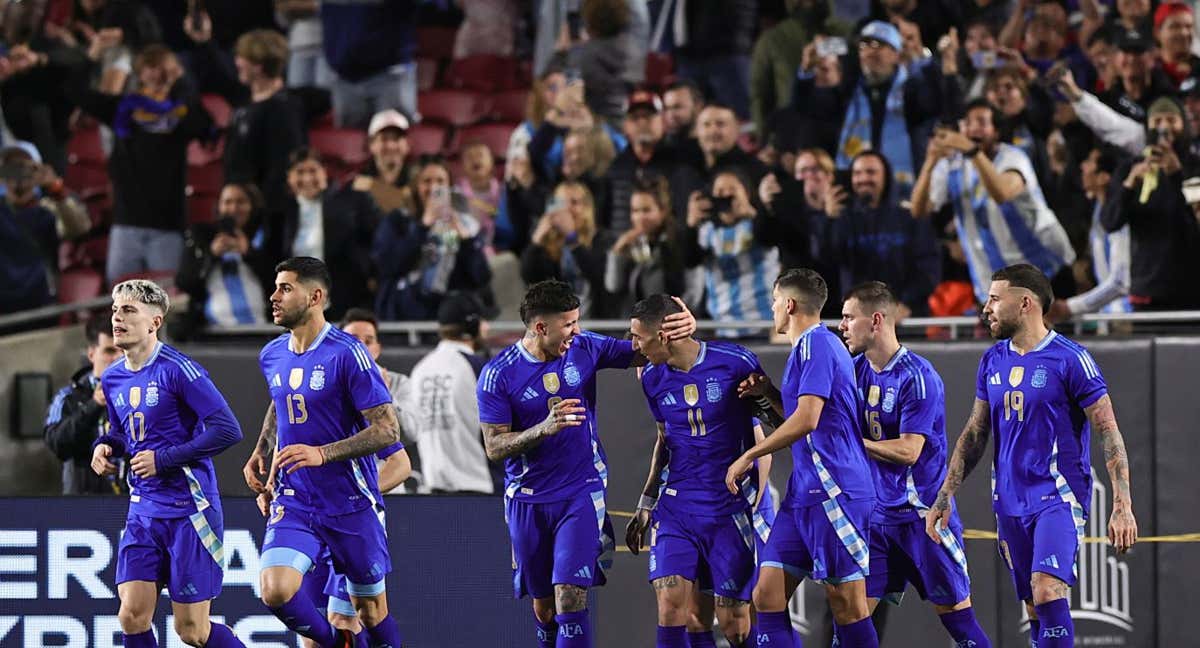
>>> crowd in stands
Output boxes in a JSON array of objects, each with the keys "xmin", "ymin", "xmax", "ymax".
[{"xmin": 4, "ymin": 0, "xmax": 1200, "ymax": 338}]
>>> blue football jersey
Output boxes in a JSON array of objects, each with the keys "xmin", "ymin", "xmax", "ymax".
[
  {"xmin": 640, "ymin": 341, "xmax": 763, "ymax": 516},
  {"xmin": 477, "ymin": 331, "xmax": 635, "ymax": 503},
  {"xmin": 976, "ymin": 331, "xmax": 1107, "ymax": 517},
  {"xmin": 259, "ymin": 323, "xmax": 394, "ymax": 515},
  {"xmin": 780, "ymin": 324, "xmax": 875, "ymax": 507},
  {"xmin": 853, "ymin": 347, "xmax": 948, "ymax": 523},
  {"xmin": 102, "ymin": 343, "xmax": 229, "ymax": 519}
]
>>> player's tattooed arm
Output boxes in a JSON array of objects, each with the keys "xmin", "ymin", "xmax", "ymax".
[
  {"xmin": 927, "ymin": 398, "xmax": 990, "ymax": 540},
  {"xmin": 319, "ymin": 403, "xmax": 400, "ymax": 464},
  {"xmin": 482, "ymin": 398, "xmax": 586, "ymax": 461},
  {"xmin": 1086, "ymin": 394, "xmax": 1138, "ymax": 553},
  {"xmin": 243, "ymin": 402, "xmax": 277, "ymax": 493},
  {"xmin": 255, "ymin": 402, "xmax": 277, "ymax": 457}
]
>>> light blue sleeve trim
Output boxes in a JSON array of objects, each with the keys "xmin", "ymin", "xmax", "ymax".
[
  {"xmin": 328, "ymin": 595, "xmax": 357, "ymax": 617},
  {"xmin": 260, "ymin": 547, "xmax": 314, "ymax": 574},
  {"xmin": 346, "ymin": 578, "xmax": 386, "ymax": 597},
  {"xmin": 760, "ymin": 561, "xmax": 809, "ymax": 581}
]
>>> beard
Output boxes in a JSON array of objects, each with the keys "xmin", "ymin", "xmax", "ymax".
[
  {"xmin": 276, "ymin": 306, "xmax": 307, "ymax": 330},
  {"xmin": 990, "ymin": 317, "xmax": 1020, "ymax": 340}
]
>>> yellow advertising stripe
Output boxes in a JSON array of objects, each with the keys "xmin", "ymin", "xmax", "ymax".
[{"xmin": 610, "ymin": 510, "xmax": 1200, "ymax": 543}]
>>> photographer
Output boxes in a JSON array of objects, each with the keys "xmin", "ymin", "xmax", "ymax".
[
  {"xmin": 822, "ymin": 150, "xmax": 940, "ymax": 318},
  {"xmin": 520, "ymin": 180, "xmax": 604, "ymax": 317},
  {"xmin": 175, "ymin": 182, "xmax": 273, "ymax": 332},
  {"xmin": 684, "ymin": 169, "xmax": 779, "ymax": 338},
  {"xmin": 373, "ymin": 156, "xmax": 492, "ymax": 321},
  {"xmin": 1100, "ymin": 96, "xmax": 1200, "ymax": 310}
]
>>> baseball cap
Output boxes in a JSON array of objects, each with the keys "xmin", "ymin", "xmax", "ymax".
[
  {"xmin": 367, "ymin": 110, "xmax": 410, "ymax": 138},
  {"xmin": 437, "ymin": 291, "xmax": 499, "ymax": 327},
  {"xmin": 1116, "ymin": 28, "xmax": 1153, "ymax": 53},
  {"xmin": 859, "ymin": 20, "xmax": 902, "ymax": 52},
  {"xmin": 0, "ymin": 140, "xmax": 43, "ymax": 164},
  {"xmin": 626, "ymin": 89, "xmax": 663, "ymax": 115}
]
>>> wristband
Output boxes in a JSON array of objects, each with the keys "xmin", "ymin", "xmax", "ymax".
[
  {"xmin": 964, "ymin": 147, "xmax": 980, "ymax": 158},
  {"xmin": 637, "ymin": 494, "xmax": 657, "ymax": 511}
]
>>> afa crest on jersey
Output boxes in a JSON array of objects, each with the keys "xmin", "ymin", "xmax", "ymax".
[
  {"xmin": 1031, "ymin": 367, "xmax": 1048, "ymax": 389},
  {"xmin": 543, "ymin": 372, "xmax": 560, "ymax": 394},
  {"xmin": 564, "ymin": 364, "xmax": 581, "ymax": 387},
  {"xmin": 684, "ymin": 384, "xmax": 700, "ymax": 406},
  {"xmin": 705, "ymin": 378, "xmax": 721, "ymax": 403},
  {"xmin": 309, "ymin": 366, "xmax": 326, "ymax": 391},
  {"xmin": 146, "ymin": 383, "xmax": 159, "ymax": 407},
  {"xmin": 882, "ymin": 388, "xmax": 896, "ymax": 413}
]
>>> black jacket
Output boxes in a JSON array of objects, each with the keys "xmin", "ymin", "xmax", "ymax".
[
  {"xmin": 223, "ymin": 90, "xmax": 308, "ymax": 215},
  {"xmin": 267, "ymin": 188, "xmax": 379, "ymax": 320},
  {"xmin": 175, "ymin": 219, "xmax": 275, "ymax": 335},
  {"xmin": 676, "ymin": 0, "xmax": 758, "ymax": 58},
  {"xmin": 44, "ymin": 367, "xmax": 124, "ymax": 495},
  {"xmin": 605, "ymin": 143, "xmax": 679, "ymax": 235}
]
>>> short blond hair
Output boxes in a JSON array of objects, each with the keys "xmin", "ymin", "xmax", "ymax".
[
  {"xmin": 112, "ymin": 279, "xmax": 170, "ymax": 315},
  {"xmin": 235, "ymin": 29, "xmax": 289, "ymax": 79}
]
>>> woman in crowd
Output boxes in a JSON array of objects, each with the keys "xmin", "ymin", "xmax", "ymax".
[
  {"xmin": 604, "ymin": 176, "xmax": 684, "ymax": 316},
  {"xmin": 521, "ymin": 180, "xmax": 604, "ymax": 316}
]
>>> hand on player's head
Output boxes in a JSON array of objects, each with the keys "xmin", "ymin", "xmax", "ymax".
[{"xmin": 737, "ymin": 373, "xmax": 772, "ymax": 399}]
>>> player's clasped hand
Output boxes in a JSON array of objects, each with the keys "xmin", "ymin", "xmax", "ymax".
[
  {"xmin": 242, "ymin": 452, "xmax": 268, "ymax": 493},
  {"xmin": 624, "ymin": 508, "xmax": 652, "ymax": 555},
  {"xmin": 255, "ymin": 491, "xmax": 272, "ymax": 517},
  {"xmin": 275, "ymin": 444, "xmax": 326, "ymax": 473},
  {"xmin": 736, "ymin": 373, "xmax": 773, "ymax": 399},
  {"xmin": 545, "ymin": 398, "xmax": 587, "ymax": 433},
  {"xmin": 1108, "ymin": 506, "xmax": 1138, "ymax": 554},
  {"xmin": 91, "ymin": 443, "xmax": 118, "ymax": 476},
  {"xmin": 925, "ymin": 497, "xmax": 953, "ymax": 543},
  {"xmin": 130, "ymin": 450, "xmax": 158, "ymax": 477},
  {"xmin": 724, "ymin": 453, "xmax": 754, "ymax": 495}
]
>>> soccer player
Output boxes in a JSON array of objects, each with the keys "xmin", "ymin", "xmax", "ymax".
[
  {"xmin": 242, "ymin": 257, "xmax": 403, "ymax": 648},
  {"xmin": 90, "ymin": 279, "xmax": 247, "ymax": 648},
  {"xmin": 928, "ymin": 264, "xmax": 1138, "ymax": 648},
  {"xmin": 476, "ymin": 280, "xmax": 694, "ymax": 648},
  {"xmin": 724, "ymin": 268, "xmax": 879, "ymax": 647},
  {"xmin": 839, "ymin": 281, "xmax": 990, "ymax": 646},
  {"xmin": 622, "ymin": 294, "xmax": 770, "ymax": 648}
]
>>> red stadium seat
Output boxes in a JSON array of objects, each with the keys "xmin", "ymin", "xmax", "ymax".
[
  {"xmin": 490, "ymin": 89, "xmax": 529, "ymax": 122},
  {"xmin": 457, "ymin": 122, "xmax": 519, "ymax": 160},
  {"xmin": 309, "ymin": 127, "xmax": 370, "ymax": 167},
  {"xmin": 417, "ymin": 27, "xmax": 458, "ymax": 61},
  {"xmin": 644, "ymin": 52, "xmax": 675, "ymax": 90},
  {"xmin": 445, "ymin": 55, "xmax": 518, "ymax": 92},
  {"xmin": 58, "ymin": 267, "xmax": 104, "ymax": 304},
  {"xmin": 407, "ymin": 123, "xmax": 448, "ymax": 156},
  {"xmin": 200, "ymin": 93, "xmax": 232, "ymax": 128},
  {"xmin": 187, "ymin": 162, "xmax": 224, "ymax": 197},
  {"xmin": 64, "ymin": 164, "xmax": 110, "ymax": 198},
  {"xmin": 418, "ymin": 90, "xmax": 489, "ymax": 127},
  {"xmin": 417, "ymin": 57, "xmax": 440, "ymax": 92},
  {"xmin": 188, "ymin": 138, "xmax": 225, "ymax": 167},
  {"xmin": 67, "ymin": 126, "xmax": 105, "ymax": 166},
  {"xmin": 188, "ymin": 193, "xmax": 218, "ymax": 225}
]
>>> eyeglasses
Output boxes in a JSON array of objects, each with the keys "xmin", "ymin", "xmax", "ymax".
[{"xmin": 858, "ymin": 39, "xmax": 890, "ymax": 51}]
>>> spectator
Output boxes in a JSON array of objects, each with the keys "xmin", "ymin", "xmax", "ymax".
[
  {"xmin": 911, "ymin": 98, "xmax": 1076, "ymax": 305},
  {"xmin": 1048, "ymin": 146, "xmax": 1131, "ymax": 322},
  {"xmin": 684, "ymin": 169, "xmax": 780, "ymax": 338},
  {"xmin": 268, "ymin": 147, "xmax": 378, "ymax": 320},
  {"xmin": 0, "ymin": 144, "xmax": 65, "ymax": 311},
  {"xmin": 1102, "ymin": 28, "xmax": 1176, "ymax": 122},
  {"xmin": 984, "ymin": 67, "xmax": 1055, "ymax": 192},
  {"xmin": 373, "ymin": 156, "xmax": 492, "ymax": 321},
  {"xmin": 1080, "ymin": 0, "xmax": 1153, "ymax": 48},
  {"xmin": 520, "ymin": 180, "xmax": 604, "ymax": 316},
  {"xmin": 568, "ymin": 0, "xmax": 644, "ymax": 125},
  {"xmin": 1, "ymin": 140, "xmax": 89, "ymax": 243},
  {"xmin": 406, "ymin": 292, "xmax": 503, "ymax": 494},
  {"xmin": 43, "ymin": 316, "xmax": 124, "ymax": 495},
  {"xmin": 453, "ymin": 0, "xmax": 517, "ymax": 58},
  {"xmin": 1016, "ymin": 5, "xmax": 1095, "ymax": 87},
  {"xmin": 863, "ymin": 0, "xmax": 962, "ymax": 47},
  {"xmin": 528, "ymin": 123, "xmax": 616, "ymax": 233},
  {"xmin": 68, "ymin": 0, "xmax": 163, "ymax": 95},
  {"xmin": 353, "ymin": 109, "xmax": 413, "ymax": 214},
  {"xmin": 175, "ymin": 182, "xmax": 274, "ymax": 332},
  {"xmin": 275, "ymin": 0, "xmax": 332, "ymax": 90},
  {"xmin": 822, "ymin": 150, "xmax": 940, "ymax": 317},
  {"xmin": 756, "ymin": 148, "xmax": 844, "ymax": 317},
  {"xmin": 675, "ymin": 104, "xmax": 767, "ymax": 219},
  {"xmin": 1101, "ymin": 96, "xmax": 1200, "ymax": 310},
  {"xmin": 661, "ymin": 78, "xmax": 704, "ymax": 148},
  {"xmin": 320, "ymin": 0, "xmax": 420, "ymax": 128},
  {"xmin": 504, "ymin": 61, "xmax": 566, "ymax": 170},
  {"xmin": 795, "ymin": 20, "xmax": 960, "ymax": 197},
  {"xmin": 604, "ymin": 176, "xmax": 685, "ymax": 316},
  {"xmin": 528, "ymin": 78, "xmax": 625, "ymax": 181},
  {"xmin": 340, "ymin": 308, "xmax": 418, "ymax": 493},
  {"xmin": 1155, "ymin": 2, "xmax": 1200, "ymax": 87},
  {"xmin": 1084, "ymin": 26, "xmax": 1118, "ymax": 94},
  {"xmin": 69, "ymin": 44, "xmax": 215, "ymax": 284},
  {"xmin": 187, "ymin": 23, "xmax": 307, "ymax": 214},
  {"xmin": 750, "ymin": 0, "xmax": 849, "ymax": 137},
  {"xmin": 668, "ymin": 0, "xmax": 757, "ymax": 119},
  {"xmin": 606, "ymin": 89, "xmax": 677, "ymax": 235},
  {"xmin": 959, "ymin": 18, "xmax": 1001, "ymax": 98},
  {"xmin": 456, "ymin": 140, "xmax": 501, "ymax": 254}
]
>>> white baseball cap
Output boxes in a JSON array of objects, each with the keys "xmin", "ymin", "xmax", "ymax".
[{"xmin": 367, "ymin": 110, "xmax": 410, "ymax": 137}]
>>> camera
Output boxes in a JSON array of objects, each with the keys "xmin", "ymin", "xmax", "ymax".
[
  {"xmin": 970, "ymin": 50, "xmax": 1000, "ymax": 70},
  {"xmin": 702, "ymin": 192, "xmax": 733, "ymax": 216},
  {"xmin": 216, "ymin": 216, "xmax": 237, "ymax": 235},
  {"xmin": 816, "ymin": 37, "xmax": 848, "ymax": 59}
]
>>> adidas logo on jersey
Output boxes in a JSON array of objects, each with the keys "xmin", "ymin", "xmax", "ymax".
[
  {"xmin": 661, "ymin": 393, "xmax": 678, "ymax": 406},
  {"xmin": 989, "ymin": 372, "xmax": 1002, "ymax": 385},
  {"xmin": 521, "ymin": 387, "xmax": 539, "ymax": 401},
  {"xmin": 573, "ymin": 566, "xmax": 592, "ymax": 579},
  {"xmin": 1040, "ymin": 554, "xmax": 1060, "ymax": 569},
  {"xmin": 271, "ymin": 373, "xmax": 282, "ymax": 388},
  {"xmin": 720, "ymin": 579, "xmax": 738, "ymax": 592}
]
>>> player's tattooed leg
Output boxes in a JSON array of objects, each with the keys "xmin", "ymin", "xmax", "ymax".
[{"xmin": 555, "ymin": 584, "xmax": 588, "ymax": 613}]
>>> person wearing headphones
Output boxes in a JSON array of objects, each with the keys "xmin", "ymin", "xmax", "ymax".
[{"xmin": 406, "ymin": 291, "xmax": 504, "ymax": 494}]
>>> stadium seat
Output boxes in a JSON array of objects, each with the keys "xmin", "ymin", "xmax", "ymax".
[
  {"xmin": 457, "ymin": 122, "xmax": 519, "ymax": 160},
  {"xmin": 187, "ymin": 138, "xmax": 224, "ymax": 167},
  {"xmin": 407, "ymin": 123, "xmax": 448, "ymax": 157},
  {"xmin": 417, "ymin": 27, "xmax": 458, "ymax": 61},
  {"xmin": 186, "ymin": 162, "xmax": 224, "ymax": 197},
  {"xmin": 418, "ymin": 90, "xmax": 488, "ymax": 128},
  {"xmin": 309, "ymin": 127, "xmax": 370, "ymax": 168},
  {"xmin": 445, "ymin": 55, "xmax": 518, "ymax": 92},
  {"xmin": 200, "ymin": 93, "xmax": 232, "ymax": 128},
  {"xmin": 74, "ymin": 234, "xmax": 109, "ymax": 269},
  {"xmin": 417, "ymin": 57, "xmax": 440, "ymax": 92},
  {"xmin": 58, "ymin": 267, "xmax": 103, "ymax": 304},
  {"xmin": 644, "ymin": 52, "xmax": 675, "ymax": 90},
  {"xmin": 188, "ymin": 193, "xmax": 218, "ymax": 225},
  {"xmin": 64, "ymin": 164, "xmax": 110, "ymax": 198},
  {"xmin": 67, "ymin": 126, "xmax": 105, "ymax": 166},
  {"xmin": 490, "ymin": 89, "xmax": 528, "ymax": 122}
]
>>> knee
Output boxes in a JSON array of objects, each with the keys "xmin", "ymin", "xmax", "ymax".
[
  {"xmin": 554, "ymin": 584, "xmax": 588, "ymax": 614},
  {"xmin": 1031, "ymin": 575, "xmax": 1069, "ymax": 606},
  {"xmin": 260, "ymin": 577, "xmax": 298, "ymax": 609},
  {"xmin": 117, "ymin": 602, "xmax": 153, "ymax": 634},
  {"xmin": 826, "ymin": 587, "xmax": 868, "ymax": 624},
  {"xmin": 752, "ymin": 582, "xmax": 782, "ymax": 613},
  {"xmin": 532, "ymin": 598, "xmax": 557, "ymax": 624},
  {"xmin": 173, "ymin": 617, "xmax": 209, "ymax": 647},
  {"xmin": 353, "ymin": 595, "xmax": 386, "ymax": 627}
]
